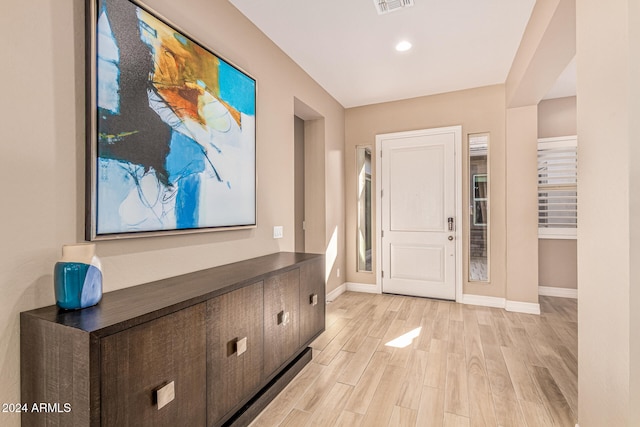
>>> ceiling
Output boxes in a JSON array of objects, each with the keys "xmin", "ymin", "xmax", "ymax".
[{"xmin": 228, "ymin": 0, "xmax": 557, "ymax": 108}]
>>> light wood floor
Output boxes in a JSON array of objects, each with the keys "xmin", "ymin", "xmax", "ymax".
[{"xmin": 250, "ymin": 292, "xmax": 577, "ymax": 427}]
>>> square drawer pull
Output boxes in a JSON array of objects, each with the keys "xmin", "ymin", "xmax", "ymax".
[
  {"xmin": 156, "ymin": 381, "xmax": 175, "ymax": 410},
  {"xmin": 236, "ymin": 337, "xmax": 247, "ymax": 356},
  {"xmin": 277, "ymin": 310, "xmax": 290, "ymax": 325}
]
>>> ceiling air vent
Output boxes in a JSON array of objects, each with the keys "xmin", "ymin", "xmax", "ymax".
[{"xmin": 374, "ymin": 0, "xmax": 414, "ymax": 15}]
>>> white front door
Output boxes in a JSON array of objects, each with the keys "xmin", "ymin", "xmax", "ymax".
[{"xmin": 377, "ymin": 126, "xmax": 460, "ymax": 300}]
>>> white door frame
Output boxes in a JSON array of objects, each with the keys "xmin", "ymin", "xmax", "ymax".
[{"xmin": 375, "ymin": 126, "xmax": 463, "ymax": 302}]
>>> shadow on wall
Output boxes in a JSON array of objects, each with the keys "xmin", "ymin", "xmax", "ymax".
[{"xmin": 1, "ymin": 250, "xmax": 57, "ymax": 426}]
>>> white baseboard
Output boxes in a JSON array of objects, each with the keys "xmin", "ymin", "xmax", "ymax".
[
  {"xmin": 462, "ymin": 294, "xmax": 506, "ymax": 308},
  {"xmin": 539, "ymin": 286, "xmax": 578, "ymax": 299},
  {"xmin": 463, "ymin": 294, "xmax": 541, "ymax": 315},
  {"xmin": 326, "ymin": 283, "xmax": 346, "ymax": 302},
  {"xmin": 326, "ymin": 282, "xmax": 379, "ymax": 302},
  {"xmin": 505, "ymin": 300, "xmax": 541, "ymax": 315},
  {"xmin": 345, "ymin": 282, "xmax": 379, "ymax": 294}
]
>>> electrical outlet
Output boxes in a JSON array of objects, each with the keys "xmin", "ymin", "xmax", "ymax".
[{"xmin": 273, "ymin": 226, "xmax": 283, "ymax": 239}]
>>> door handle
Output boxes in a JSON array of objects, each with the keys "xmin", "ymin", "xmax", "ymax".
[{"xmin": 448, "ymin": 217, "xmax": 455, "ymax": 231}]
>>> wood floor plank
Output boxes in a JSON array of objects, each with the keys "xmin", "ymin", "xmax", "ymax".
[
  {"xmin": 508, "ymin": 326, "xmax": 545, "ymax": 367},
  {"xmin": 389, "ymin": 405, "xmax": 418, "ymax": 426},
  {"xmin": 338, "ymin": 336, "xmax": 380, "ymax": 386},
  {"xmin": 463, "ymin": 311, "xmax": 486, "ymax": 378},
  {"xmin": 530, "ymin": 365, "xmax": 576, "ymax": 427},
  {"xmin": 367, "ymin": 309, "xmax": 399, "ymax": 340},
  {"xmin": 311, "ymin": 317, "xmax": 349, "ymax": 351},
  {"xmin": 344, "ymin": 351, "xmax": 391, "ymax": 414},
  {"xmin": 450, "ymin": 301, "xmax": 464, "ymax": 322},
  {"xmin": 519, "ymin": 400, "xmax": 554, "ymax": 427},
  {"xmin": 341, "ymin": 308, "xmax": 377, "ymax": 353},
  {"xmin": 416, "ymin": 386, "xmax": 445, "ymax": 427},
  {"xmin": 474, "ymin": 307, "xmax": 494, "ymax": 326},
  {"xmin": 485, "ymin": 355, "xmax": 518, "ymax": 402},
  {"xmin": 467, "ymin": 370, "xmax": 497, "ymax": 427},
  {"xmin": 378, "ymin": 318, "xmax": 409, "ymax": 354},
  {"xmin": 500, "ymin": 346, "xmax": 542, "ymax": 403},
  {"xmin": 280, "ymin": 409, "xmax": 312, "ymax": 427},
  {"xmin": 307, "ymin": 382, "xmax": 353, "ymax": 427},
  {"xmin": 447, "ymin": 320, "xmax": 465, "ymax": 355},
  {"xmin": 249, "ymin": 362, "xmax": 324, "ymax": 427},
  {"xmin": 443, "ymin": 412, "xmax": 471, "ymax": 427},
  {"xmin": 314, "ymin": 321, "xmax": 361, "ymax": 365},
  {"xmin": 295, "ymin": 351, "xmax": 353, "ymax": 413},
  {"xmin": 491, "ymin": 393, "xmax": 527, "ymax": 427},
  {"xmin": 360, "ymin": 364, "xmax": 408, "ymax": 427},
  {"xmin": 432, "ymin": 303, "xmax": 451, "ymax": 340},
  {"xmin": 444, "ymin": 353, "xmax": 469, "ymax": 417},
  {"xmin": 334, "ymin": 410, "xmax": 364, "ymax": 427},
  {"xmin": 396, "ymin": 349, "xmax": 428, "ymax": 410},
  {"xmin": 492, "ymin": 317, "xmax": 515, "ymax": 347},
  {"xmin": 424, "ymin": 339, "xmax": 448, "ymax": 389}
]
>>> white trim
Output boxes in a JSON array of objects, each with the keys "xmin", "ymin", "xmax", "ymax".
[
  {"xmin": 539, "ymin": 286, "xmax": 578, "ymax": 299},
  {"xmin": 345, "ymin": 282, "xmax": 380, "ymax": 294},
  {"xmin": 326, "ymin": 283, "xmax": 346, "ymax": 302},
  {"xmin": 375, "ymin": 126, "xmax": 463, "ymax": 302},
  {"xmin": 538, "ymin": 228, "xmax": 577, "ymax": 239},
  {"xmin": 462, "ymin": 294, "xmax": 541, "ymax": 315},
  {"xmin": 462, "ymin": 294, "xmax": 506, "ymax": 308},
  {"xmin": 505, "ymin": 300, "xmax": 541, "ymax": 315},
  {"xmin": 537, "ymin": 135, "xmax": 578, "ymax": 148}
]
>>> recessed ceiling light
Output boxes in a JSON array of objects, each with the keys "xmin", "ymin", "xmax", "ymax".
[{"xmin": 395, "ymin": 40, "xmax": 412, "ymax": 52}]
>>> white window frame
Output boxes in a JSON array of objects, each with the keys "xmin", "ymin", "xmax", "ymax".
[{"xmin": 537, "ymin": 136, "xmax": 577, "ymax": 240}]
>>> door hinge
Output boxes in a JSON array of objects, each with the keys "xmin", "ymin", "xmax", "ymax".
[
  {"xmin": 381, "ymin": 230, "xmax": 384, "ymax": 238},
  {"xmin": 381, "ymin": 189, "xmax": 384, "ymax": 198},
  {"xmin": 382, "ymin": 271, "xmax": 384, "ymax": 278}
]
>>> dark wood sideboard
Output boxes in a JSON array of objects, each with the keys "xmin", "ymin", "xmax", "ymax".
[{"xmin": 21, "ymin": 252, "xmax": 325, "ymax": 427}]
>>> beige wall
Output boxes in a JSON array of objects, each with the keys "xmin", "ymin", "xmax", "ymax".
[
  {"xmin": 0, "ymin": 0, "xmax": 344, "ymax": 423},
  {"xmin": 506, "ymin": 0, "xmax": 575, "ymax": 108},
  {"xmin": 577, "ymin": 0, "xmax": 637, "ymax": 425},
  {"xmin": 538, "ymin": 239, "xmax": 577, "ymax": 289},
  {"xmin": 538, "ymin": 96, "xmax": 577, "ymax": 138},
  {"xmin": 344, "ymin": 85, "xmax": 508, "ymax": 298},
  {"xmin": 537, "ymin": 96, "xmax": 577, "ymax": 290},
  {"xmin": 630, "ymin": 0, "xmax": 640, "ymax": 421},
  {"xmin": 505, "ymin": 106, "xmax": 539, "ymax": 304}
]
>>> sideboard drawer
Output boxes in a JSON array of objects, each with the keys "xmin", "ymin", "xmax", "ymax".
[
  {"xmin": 100, "ymin": 304, "xmax": 207, "ymax": 427},
  {"xmin": 263, "ymin": 269, "xmax": 300, "ymax": 376},
  {"xmin": 207, "ymin": 281, "xmax": 264, "ymax": 425}
]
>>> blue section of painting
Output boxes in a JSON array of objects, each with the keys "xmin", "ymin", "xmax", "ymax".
[
  {"xmin": 96, "ymin": 158, "xmax": 136, "ymax": 234},
  {"xmin": 166, "ymin": 131, "xmax": 205, "ymax": 229},
  {"xmin": 97, "ymin": 6, "xmax": 120, "ymax": 113},
  {"xmin": 176, "ymin": 174, "xmax": 201, "ymax": 229},
  {"xmin": 218, "ymin": 60, "xmax": 256, "ymax": 116}
]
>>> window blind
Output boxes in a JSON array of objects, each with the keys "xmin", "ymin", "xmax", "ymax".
[{"xmin": 537, "ymin": 136, "xmax": 577, "ymax": 238}]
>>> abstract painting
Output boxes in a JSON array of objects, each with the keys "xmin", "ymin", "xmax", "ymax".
[{"xmin": 86, "ymin": 0, "xmax": 256, "ymax": 239}]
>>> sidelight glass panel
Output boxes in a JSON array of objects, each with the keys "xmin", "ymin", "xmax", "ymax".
[
  {"xmin": 356, "ymin": 146, "xmax": 372, "ymax": 272},
  {"xmin": 469, "ymin": 134, "xmax": 489, "ymax": 282}
]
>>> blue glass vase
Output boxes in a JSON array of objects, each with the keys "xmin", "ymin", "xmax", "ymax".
[{"xmin": 54, "ymin": 244, "xmax": 103, "ymax": 310}]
